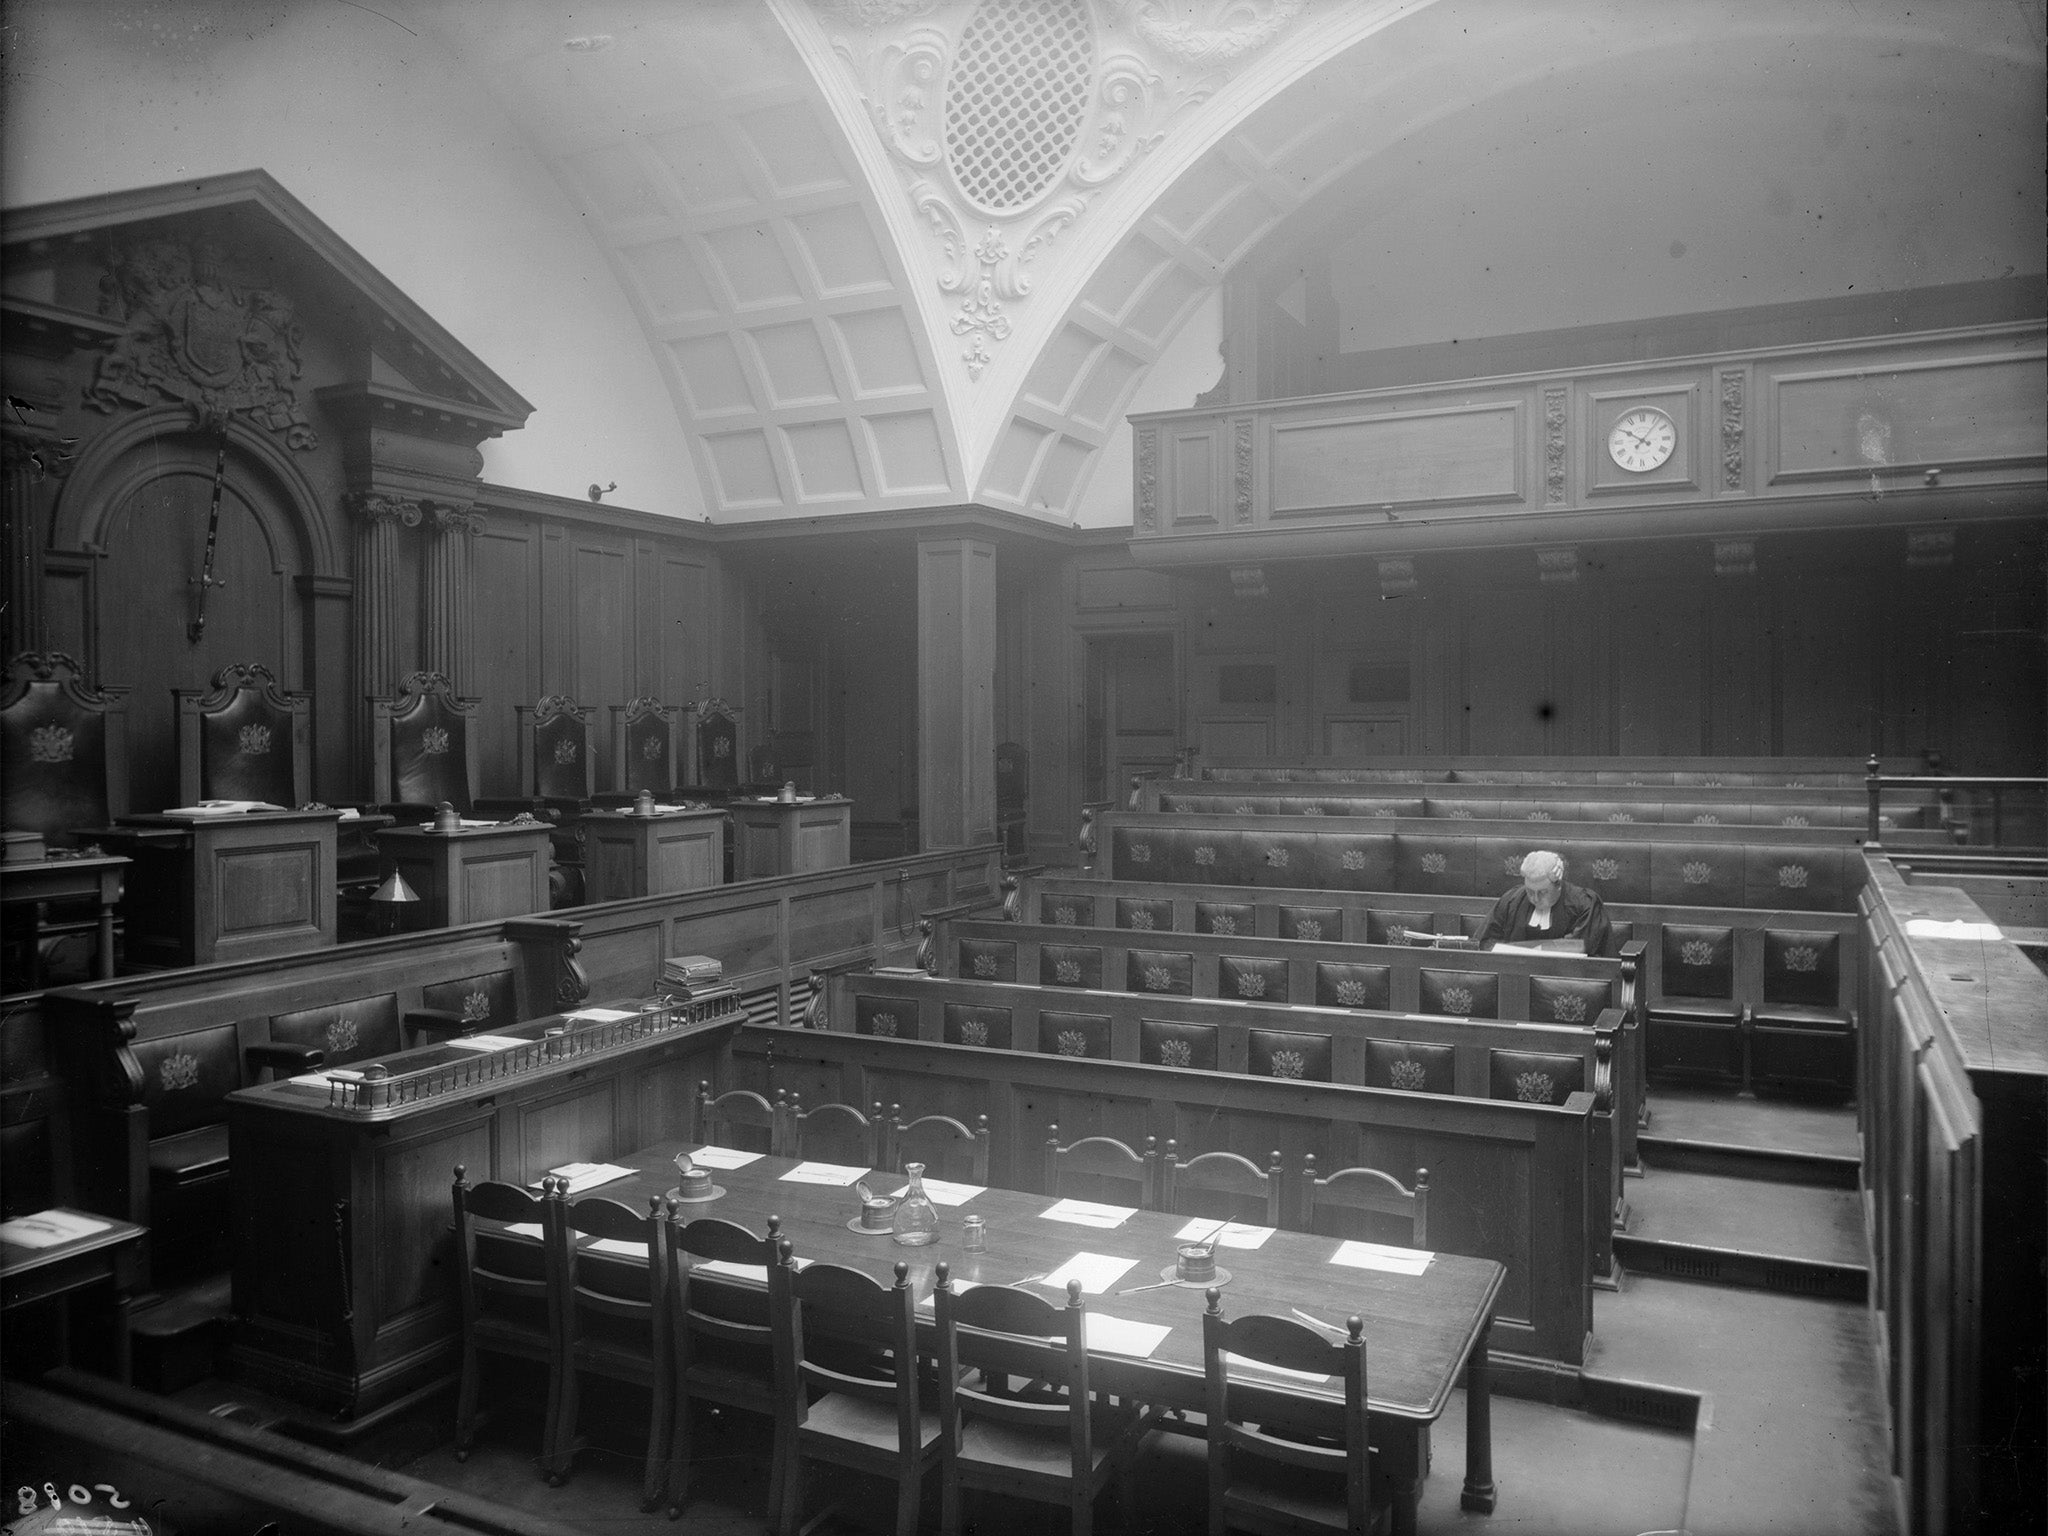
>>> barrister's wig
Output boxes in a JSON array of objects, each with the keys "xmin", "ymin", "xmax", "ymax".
[{"xmin": 1520, "ymin": 850, "xmax": 1566, "ymax": 883}]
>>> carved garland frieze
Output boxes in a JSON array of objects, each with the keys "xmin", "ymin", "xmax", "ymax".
[
  {"xmin": 819, "ymin": 0, "xmax": 1311, "ymax": 379},
  {"xmin": 1543, "ymin": 387, "xmax": 1568, "ymax": 503},
  {"xmin": 1135, "ymin": 426, "xmax": 1158, "ymax": 530},
  {"xmin": 85, "ymin": 236, "xmax": 318, "ymax": 449},
  {"xmin": 1232, "ymin": 416, "xmax": 1253, "ymax": 524},
  {"xmin": 1719, "ymin": 369, "xmax": 1744, "ymax": 490}
]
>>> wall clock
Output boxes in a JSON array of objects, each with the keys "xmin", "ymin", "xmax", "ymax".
[{"xmin": 1607, "ymin": 407, "xmax": 1677, "ymax": 473}]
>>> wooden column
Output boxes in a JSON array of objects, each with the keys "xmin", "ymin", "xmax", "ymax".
[
  {"xmin": 421, "ymin": 502, "xmax": 482, "ymax": 693},
  {"xmin": 348, "ymin": 492, "xmax": 419, "ymax": 707},
  {"xmin": 1, "ymin": 431, "xmax": 49, "ymax": 659},
  {"xmin": 918, "ymin": 536, "xmax": 996, "ymax": 850}
]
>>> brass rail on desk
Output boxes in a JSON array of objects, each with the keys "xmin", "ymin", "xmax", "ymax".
[{"xmin": 322, "ymin": 986, "xmax": 743, "ymax": 1111}]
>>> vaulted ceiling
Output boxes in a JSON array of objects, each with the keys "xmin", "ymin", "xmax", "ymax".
[{"xmin": 388, "ymin": 0, "xmax": 2048, "ymax": 525}]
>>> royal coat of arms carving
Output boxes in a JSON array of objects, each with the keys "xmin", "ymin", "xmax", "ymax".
[{"xmin": 87, "ymin": 237, "xmax": 318, "ymax": 447}]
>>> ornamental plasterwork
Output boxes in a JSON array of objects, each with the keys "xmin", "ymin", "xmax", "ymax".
[
  {"xmin": 87, "ymin": 237, "xmax": 318, "ymax": 448},
  {"xmin": 816, "ymin": 0, "xmax": 1311, "ymax": 379}
]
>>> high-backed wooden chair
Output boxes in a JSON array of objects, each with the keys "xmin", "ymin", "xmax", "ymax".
[
  {"xmin": 1296, "ymin": 1156, "xmax": 1428, "ymax": 1248},
  {"xmin": 696, "ymin": 1080, "xmax": 786, "ymax": 1157},
  {"xmin": 785, "ymin": 1094, "xmax": 881, "ymax": 1167},
  {"xmin": 1201, "ymin": 1294, "xmax": 1376, "ymax": 1536},
  {"xmin": 451, "ymin": 1169, "xmax": 563, "ymax": 1471},
  {"xmin": 664, "ymin": 1211, "xmax": 792, "ymax": 1524},
  {"xmin": 1648, "ymin": 922, "xmax": 1744, "ymax": 1083},
  {"xmin": 885, "ymin": 1109, "xmax": 991, "ymax": 1185},
  {"xmin": 610, "ymin": 697, "xmax": 688, "ymax": 800},
  {"xmin": 695, "ymin": 697, "xmax": 740, "ymax": 789},
  {"xmin": 775, "ymin": 1252, "xmax": 941, "ymax": 1536},
  {"xmin": 547, "ymin": 1191, "xmax": 672, "ymax": 1506},
  {"xmin": 2, "ymin": 650, "xmax": 130, "ymax": 841},
  {"xmin": 1043, "ymin": 1127, "xmax": 1159, "ymax": 1209},
  {"xmin": 933, "ymin": 1262, "xmax": 1145, "ymax": 1536},
  {"xmin": 1162, "ymin": 1146, "xmax": 1284, "ymax": 1228},
  {"xmin": 369, "ymin": 671, "xmax": 480, "ymax": 816},
  {"xmin": 173, "ymin": 662, "xmax": 309, "ymax": 807},
  {"xmin": 511, "ymin": 694, "xmax": 598, "ymax": 811}
]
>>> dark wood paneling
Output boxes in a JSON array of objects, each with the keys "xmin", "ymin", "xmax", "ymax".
[
  {"xmin": 1463, "ymin": 588, "xmax": 1549, "ymax": 754},
  {"xmin": 1777, "ymin": 578, "xmax": 1877, "ymax": 756},
  {"xmin": 1616, "ymin": 584, "xmax": 1705, "ymax": 755},
  {"xmin": 573, "ymin": 538, "xmax": 632, "ymax": 787},
  {"xmin": 471, "ymin": 525, "xmax": 537, "ymax": 797}
]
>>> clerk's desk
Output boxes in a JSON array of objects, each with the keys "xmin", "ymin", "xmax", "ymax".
[
  {"xmin": 94, "ymin": 806, "xmax": 341, "ymax": 967},
  {"xmin": 530, "ymin": 1144, "xmax": 1504, "ymax": 1536},
  {"xmin": 376, "ymin": 818, "xmax": 554, "ymax": 928},
  {"xmin": 730, "ymin": 794, "xmax": 851, "ymax": 879},
  {"xmin": 578, "ymin": 804, "xmax": 725, "ymax": 902}
]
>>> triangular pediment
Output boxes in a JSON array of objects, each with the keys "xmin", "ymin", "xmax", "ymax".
[{"xmin": 1, "ymin": 168, "xmax": 531, "ymax": 439}]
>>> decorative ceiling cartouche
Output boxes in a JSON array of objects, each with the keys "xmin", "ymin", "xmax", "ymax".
[{"xmin": 814, "ymin": 0, "xmax": 1311, "ymax": 380}]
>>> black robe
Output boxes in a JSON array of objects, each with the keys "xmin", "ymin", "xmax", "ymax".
[{"xmin": 1476, "ymin": 881, "xmax": 1611, "ymax": 957}]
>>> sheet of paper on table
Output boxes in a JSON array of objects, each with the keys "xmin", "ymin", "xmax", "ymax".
[
  {"xmin": 538, "ymin": 1162, "xmax": 636, "ymax": 1195},
  {"xmin": 1176, "ymin": 1217, "xmax": 1276, "ymax": 1250},
  {"xmin": 563, "ymin": 1007, "xmax": 638, "ymax": 1023},
  {"xmin": 447, "ymin": 1034, "xmax": 530, "ymax": 1052},
  {"xmin": 1223, "ymin": 1350, "xmax": 1332, "ymax": 1386},
  {"xmin": 0, "ymin": 1210, "xmax": 112, "ymax": 1249},
  {"xmin": 502, "ymin": 1223, "xmax": 543, "ymax": 1240},
  {"xmin": 1039, "ymin": 1198, "xmax": 1136, "ymax": 1229},
  {"xmin": 1329, "ymin": 1240, "xmax": 1433, "ymax": 1275},
  {"xmin": 1084, "ymin": 1313, "xmax": 1172, "ymax": 1358},
  {"xmin": 290, "ymin": 1071, "xmax": 336, "ymax": 1087},
  {"xmin": 1905, "ymin": 918, "xmax": 2004, "ymax": 940},
  {"xmin": 779, "ymin": 1161, "xmax": 872, "ymax": 1186},
  {"xmin": 1039, "ymin": 1251, "xmax": 1139, "ymax": 1294},
  {"xmin": 586, "ymin": 1237, "xmax": 650, "ymax": 1258},
  {"xmin": 891, "ymin": 1177, "xmax": 985, "ymax": 1206},
  {"xmin": 686, "ymin": 1145, "xmax": 764, "ymax": 1169}
]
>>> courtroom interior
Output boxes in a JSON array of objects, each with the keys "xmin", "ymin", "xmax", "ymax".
[{"xmin": 1, "ymin": 2, "xmax": 2042, "ymax": 1534}]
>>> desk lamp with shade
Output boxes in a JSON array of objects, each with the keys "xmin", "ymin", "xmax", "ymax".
[{"xmin": 369, "ymin": 868, "xmax": 420, "ymax": 936}]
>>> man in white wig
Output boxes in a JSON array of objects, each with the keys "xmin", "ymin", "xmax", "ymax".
[{"xmin": 1475, "ymin": 849, "xmax": 1612, "ymax": 956}]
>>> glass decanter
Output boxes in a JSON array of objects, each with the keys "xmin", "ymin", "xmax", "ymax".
[{"xmin": 891, "ymin": 1162, "xmax": 939, "ymax": 1247}]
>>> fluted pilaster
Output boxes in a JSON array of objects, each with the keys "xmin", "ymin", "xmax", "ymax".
[
  {"xmin": 347, "ymin": 492, "xmax": 421, "ymax": 704},
  {"xmin": 421, "ymin": 501, "xmax": 484, "ymax": 693}
]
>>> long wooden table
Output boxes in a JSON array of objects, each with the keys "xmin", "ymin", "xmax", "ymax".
[{"xmin": 587, "ymin": 1142, "xmax": 1504, "ymax": 1536}]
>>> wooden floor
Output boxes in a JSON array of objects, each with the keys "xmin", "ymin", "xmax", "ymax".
[{"xmin": 141, "ymin": 1076, "xmax": 1894, "ymax": 1535}]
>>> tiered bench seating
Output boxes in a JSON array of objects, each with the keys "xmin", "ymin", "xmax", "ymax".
[
  {"xmin": 840, "ymin": 965, "xmax": 1628, "ymax": 1284},
  {"xmin": 742, "ymin": 1017, "xmax": 1597, "ymax": 1367}
]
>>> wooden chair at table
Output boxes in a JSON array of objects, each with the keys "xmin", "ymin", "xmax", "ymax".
[
  {"xmin": 1161, "ymin": 1144, "xmax": 1285, "ymax": 1229},
  {"xmin": 1201, "ymin": 1291, "xmax": 1378, "ymax": 1536},
  {"xmin": 1043, "ymin": 1126, "xmax": 1160, "ymax": 1209},
  {"xmin": 545, "ymin": 1189, "xmax": 672, "ymax": 1507},
  {"xmin": 932, "ymin": 1261, "xmax": 1150, "ymax": 1536},
  {"xmin": 773, "ymin": 1248, "xmax": 941, "ymax": 1536},
  {"xmin": 883, "ymin": 1107, "xmax": 991, "ymax": 1185},
  {"xmin": 696, "ymin": 1079, "xmax": 787, "ymax": 1157},
  {"xmin": 451, "ymin": 1167, "xmax": 564, "ymax": 1472},
  {"xmin": 785, "ymin": 1093, "xmax": 882, "ymax": 1167},
  {"xmin": 1296, "ymin": 1156, "xmax": 1429, "ymax": 1248},
  {"xmin": 663, "ymin": 1209, "xmax": 793, "ymax": 1525}
]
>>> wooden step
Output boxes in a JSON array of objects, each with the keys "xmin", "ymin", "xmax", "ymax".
[{"xmin": 1617, "ymin": 1168, "xmax": 1867, "ymax": 1301}]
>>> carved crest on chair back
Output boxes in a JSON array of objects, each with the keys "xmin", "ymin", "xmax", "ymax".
[
  {"xmin": 179, "ymin": 661, "xmax": 307, "ymax": 806},
  {"xmin": 695, "ymin": 696, "xmax": 740, "ymax": 788},
  {"xmin": 2, "ymin": 651, "xmax": 131, "ymax": 837},
  {"xmin": 373, "ymin": 671, "xmax": 479, "ymax": 813},
  {"xmin": 611, "ymin": 697, "xmax": 686, "ymax": 797}
]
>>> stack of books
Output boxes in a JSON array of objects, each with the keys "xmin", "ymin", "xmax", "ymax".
[{"xmin": 662, "ymin": 954, "xmax": 724, "ymax": 994}]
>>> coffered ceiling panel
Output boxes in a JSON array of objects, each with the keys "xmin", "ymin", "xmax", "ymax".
[{"xmin": 407, "ymin": 0, "xmax": 2041, "ymax": 529}]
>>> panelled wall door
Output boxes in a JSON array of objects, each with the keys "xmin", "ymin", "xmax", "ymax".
[{"xmin": 1084, "ymin": 632, "xmax": 1176, "ymax": 805}]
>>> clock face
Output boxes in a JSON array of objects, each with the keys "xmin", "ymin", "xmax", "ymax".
[{"xmin": 1608, "ymin": 408, "xmax": 1678, "ymax": 473}]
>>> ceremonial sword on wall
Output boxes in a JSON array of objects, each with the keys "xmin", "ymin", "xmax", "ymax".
[{"xmin": 188, "ymin": 418, "xmax": 231, "ymax": 643}]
